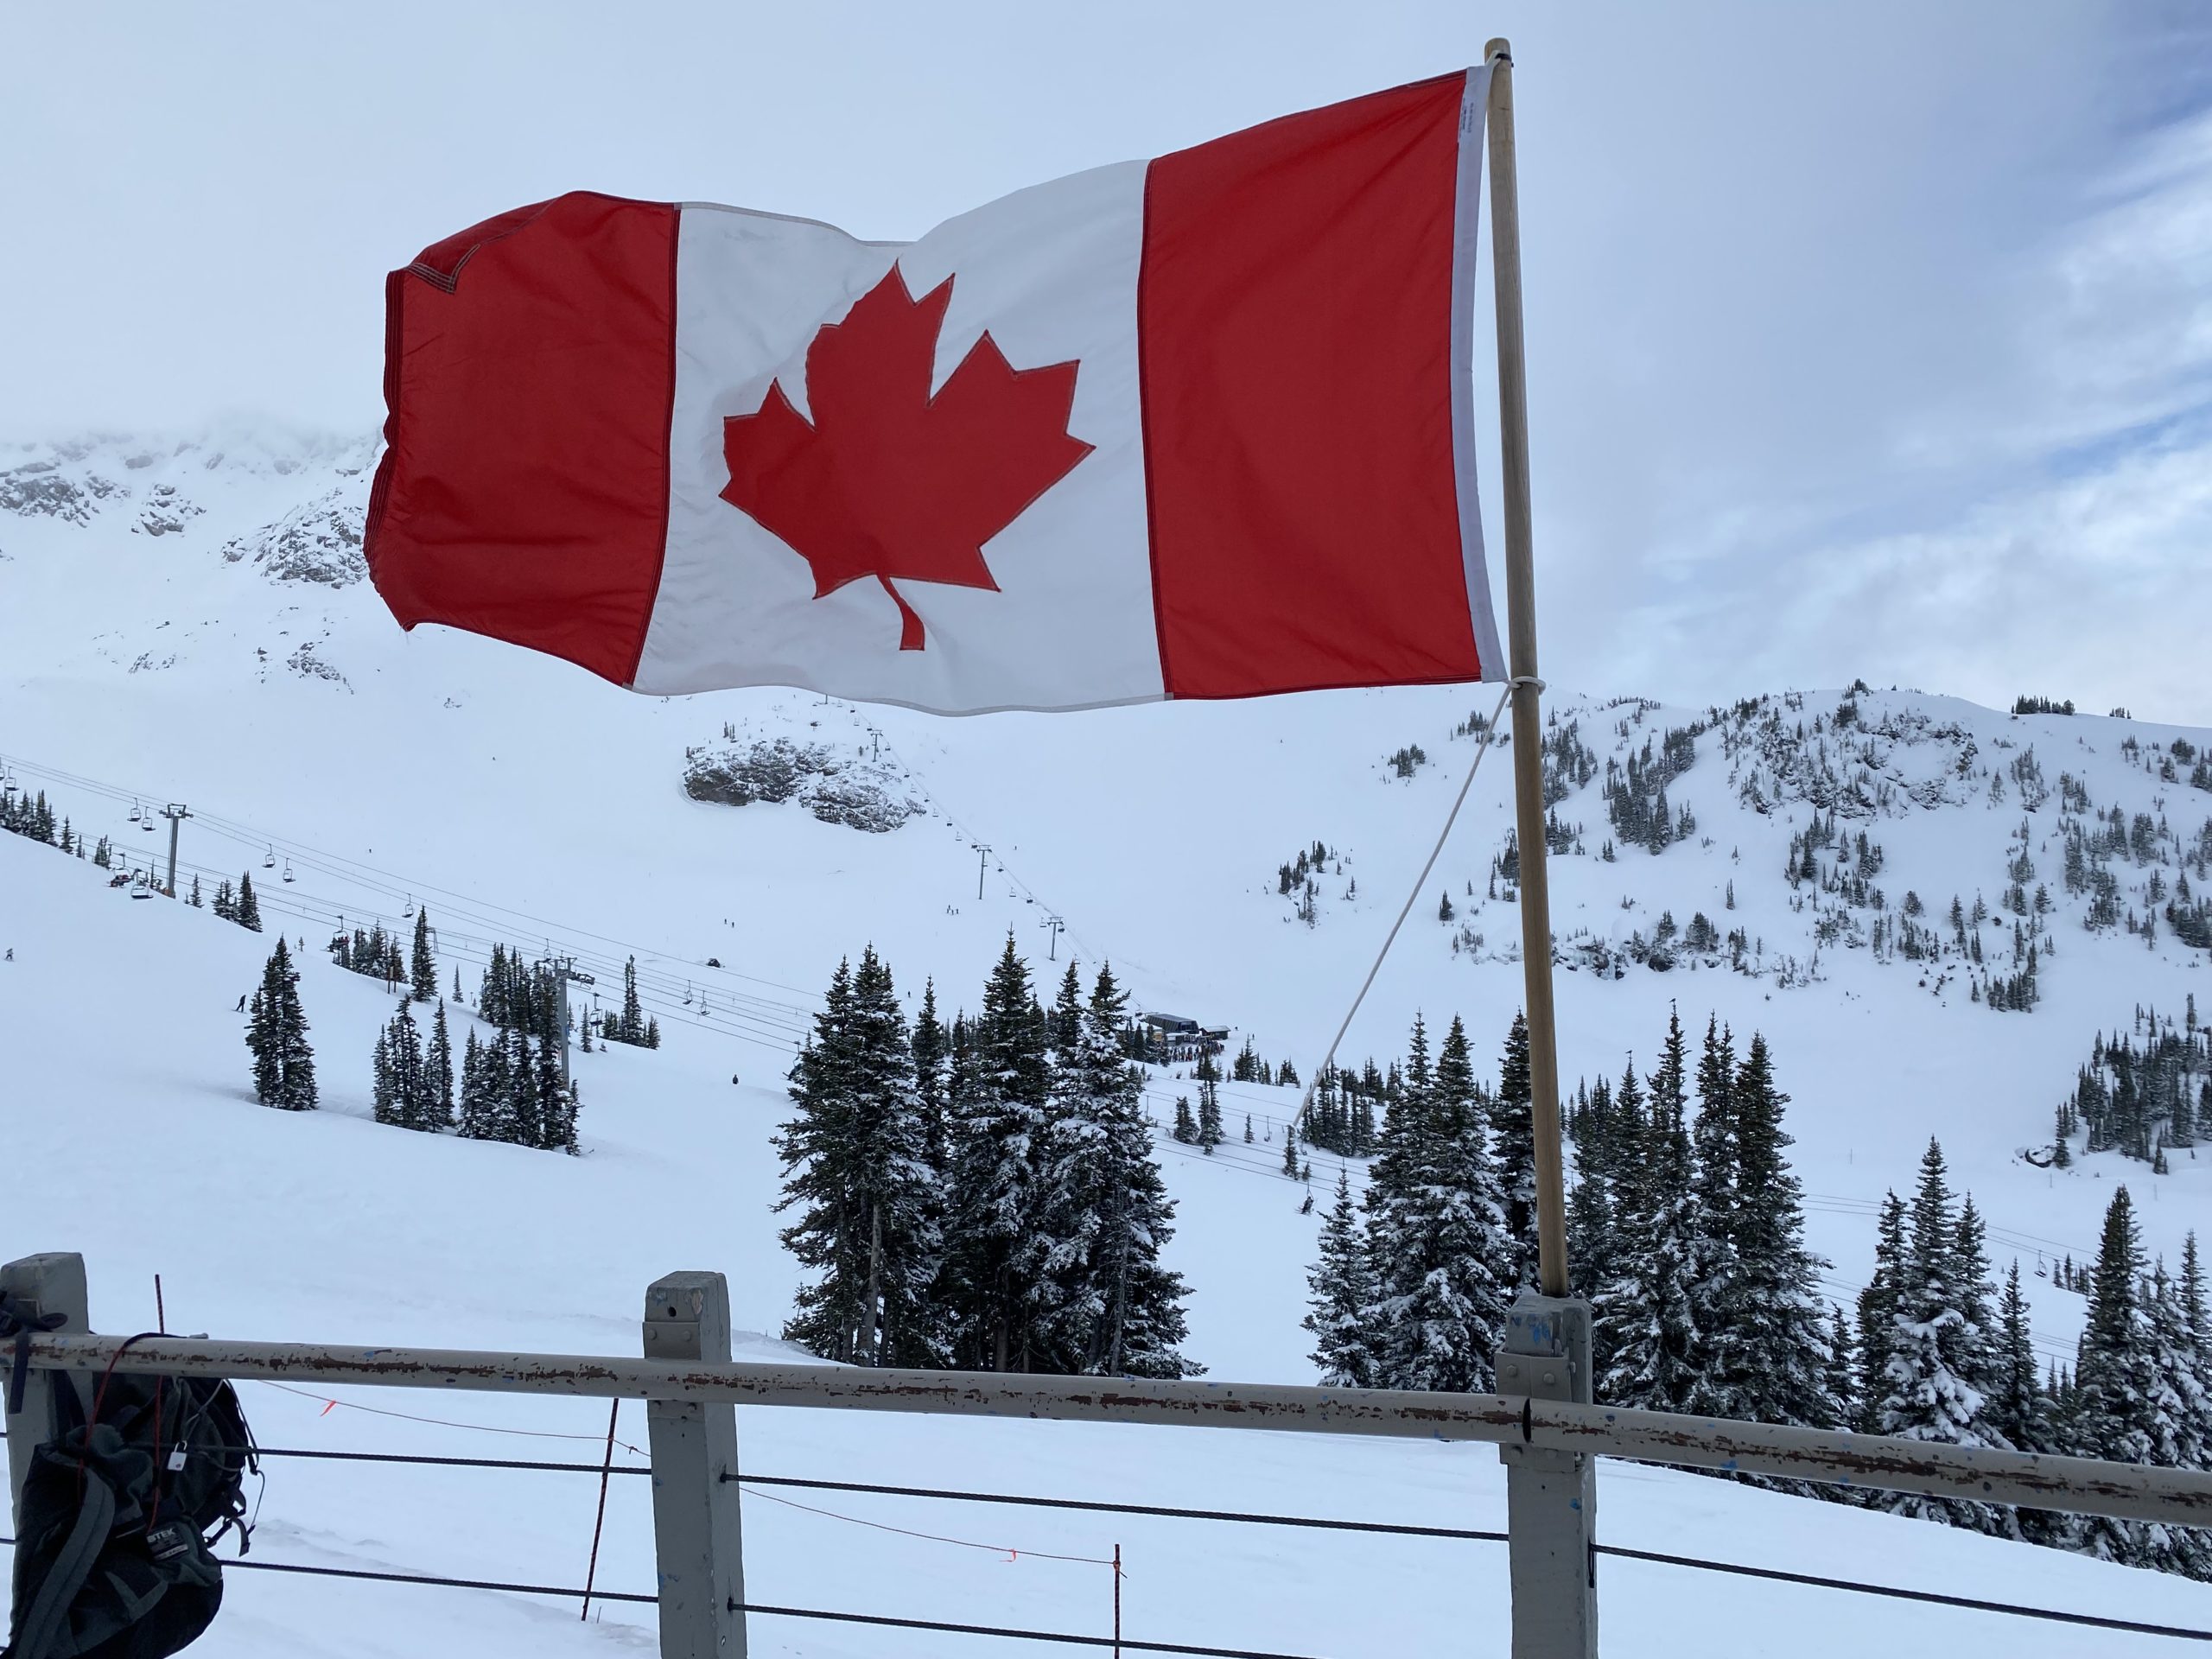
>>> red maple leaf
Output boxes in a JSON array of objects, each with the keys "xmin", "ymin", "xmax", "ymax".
[{"xmin": 720, "ymin": 264, "xmax": 1094, "ymax": 651}]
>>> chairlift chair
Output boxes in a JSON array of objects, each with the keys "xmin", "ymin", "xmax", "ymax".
[
  {"xmin": 282, "ymin": 861, "xmax": 296, "ymax": 883},
  {"xmin": 129, "ymin": 800, "xmax": 143, "ymax": 823},
  {"xmin": 264, "ymin": 846, "xmax": 276, "ymax": 868}
]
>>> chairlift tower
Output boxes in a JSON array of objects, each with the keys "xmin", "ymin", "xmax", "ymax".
[
  {"xmin": 158, "ymin": 804, "xmax": 190, "ymax": 898},
  {"xmin": 537, "ymin": 955, "xmax": 597, "ymax": 1087}
]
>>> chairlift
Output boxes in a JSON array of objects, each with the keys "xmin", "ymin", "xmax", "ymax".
[
  {"xmin": 129, "ymin": 800, "xmax": 143, "ymax": 823},
  {"xmin": 282, "ymin": 861, "xmax": 296, "ymax": 884},
  {"xmin": 263, "ymin": 845, "xmax": 276, "ymax": 869},
  {"xmin": 143, "ymin": 813, "xmax": 157, "ymax": 831},
  {"xmin": 405, "ymin": 895, "xmax": 416, "ymax": 918}
]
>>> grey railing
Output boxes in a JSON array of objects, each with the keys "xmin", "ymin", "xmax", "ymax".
[{"xmin": 8, "ymin": 1252, "xmax": 2211, "ymax": 1658}]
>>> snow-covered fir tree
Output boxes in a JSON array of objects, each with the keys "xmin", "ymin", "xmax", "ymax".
[
  {"xmin": 1305, "ymin": 1167, "xmax": 1377, "ymax": 1388},
  {"xmin": 1027, "ymin": 963, "xmax": 1197, "ymax": 1376},
  {"xmin": 1872, "ymin": 1139, "xmax": 2004, "ymax": 1531},
  {"xmin": 1194, "ymin": 1049, "xmax": 1224, "ymax": 1153},
  {"xmin": 1491, "ymin": 1013, "xmax": 1538, "ymax": 1291},
  {"xmin": 245, "ymin": 938, "xmax": 315, "ymax": 1110},
  {"xmin": 410, "ymin": 908, "xmax": 437, "ymax": 1002},
  {"xmin": 1599, "ymin": 1010, "xmax": 1701, "ymax": 1412},
  {"xmin": 777, "ymin": 948, "xmax": 946, "ymax": 1367},
  {"xmin": 426, "ymin": 1001, "xmax": 455, "ymax": 1128},
  {"xmin": 1363, "ymin": 1014, "xmax": 1513, "ymax": 1392},
  {"xmin": 943, "ymin": 935, "xmax": 1052, "ymax": 1371},
  {"xmin": 1702, "ymin": 1032, "xmax": 1838, "ymax": 1433},
  {"xmin": 2072, "ymin": 1185, "xmax": 2160, "ymax": 1566}
]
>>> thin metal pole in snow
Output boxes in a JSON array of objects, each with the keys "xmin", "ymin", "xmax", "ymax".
[
  {"xmin": 976, "ymin": 843, "xmax": 991, "ymax": 901},
  {"xmin": 1113, "ymin": 1543, "xmax": 1122, "ymax": 1657}
]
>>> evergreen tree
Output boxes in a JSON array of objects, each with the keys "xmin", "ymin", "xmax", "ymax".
[
  {"xmin": 1824, "ymin": 1303, "xmax": 1859, "ymax": 1429},
  {"xmin": 457, "ymin": 1028, "xmax": 501, "ymax": 1140},
  {"xmin": 1600, "ymin": 1009, "xmax": 1700, "ymax": 1411},
  {"xmin": 2074, "ymin": 1186, "xmax": 2158, "ymax": 1565},
  {"xmin": 1305, "ymin": 1168, "xmax": 1377, "ymax": 1387},
  {"xmin": 912, "ymin": 977, "xmax": 950, "ymax": 1175},
  {"xmin": 1856, "ymin": 1191, "xmax": 1907, "ymax": 1429},
  {"xmin": 943, "ymin": 936, "xmax": 1052, "ymax": 1371},
  {"xmin": 375, "ymin": 1003, "xmax": 428, "ymax": 1130},
  {"xmin": 2141, "ymin": 1262, "xmax": 2212, "ymax": 1578},
  {"xmin": 1683, "ymin": 1017, "xmax": 1739, "ymax": 1418},
  {"xmin": 371, "ymin": 1030, "xmax": 396, "ymax": 1125},
  {"xmin": 1705, "ymin": 1033, "xmax": 1837, "ymax": 1433},
  {"xmin": 1366, "ymin": 1014, "xmax": 1513, "ymax": 1392},
  {"xmin": 236, "ymin": 872, "xmax": 263, "ymax": 932},
  {"xmin": 187, "ymin": 874, "xmax": 201, "ymax": 908},
  {"xmin": 1195, "ymin": 1049, "xmax": 1224, "ymax": 1152},
  {"xmin": 1173, "ymin": 1096, "xmax": 1197, "ymax": 1143},
  {"xmin": 1586, "ymin": 1061, "xmax": 1647, "ymax": 1384},
  {"xmin": 532, "ymin": 1018, "xmax": 575, "ymax": 1152},
  {"xmin": 1492, "ymin": 1013, "xmax": 1537, "ymax": 1289},
  {"xmin": 426, "ymin": 1001, "xmax": 455, "ymax": 1128},
  {"xmin": 1875, "ymin": 1140, "xmax": 2002, "ymax": 1530},
  {"xmin": 621, "ymin": 956, "xmax": 644, "ymax": 1043},
  {"xmin": 1031, "ymin": 963, "xmax": 1197, "ymax": 1376},
  {"xmin": 244, "ymin": 938, "xmax": 315, "ymax": 1110},
  {"xmin": 410, "ymin": 909, "xmax": 437, "ymax": 1002},
  {"xmin": 778, "ymin": 948, "xmax": 944, "ymax": 1366}
]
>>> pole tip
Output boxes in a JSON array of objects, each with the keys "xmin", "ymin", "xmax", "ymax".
[{"xmin": 1484, "ymin": 37, "xmax": 1512, "ymax": 64}]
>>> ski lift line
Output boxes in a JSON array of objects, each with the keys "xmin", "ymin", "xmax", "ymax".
[
  {"xmin": 226, "ymin": 887, "xmax": 806, "ymax": 1054},
  {"xmin": 162, "ymin": 801, "xmax": 819, "ymax": 1002},
  {"xmin": 157, "ymin": 842, "xmax": 821, "ymax": 1032}
]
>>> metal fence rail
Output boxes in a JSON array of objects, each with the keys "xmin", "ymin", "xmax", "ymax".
[
  {"xmin": 22, "ymin": 1328, "xmax": 2212, "ymax": 1529},
  {"xmin": 12, "ymin": 1253, "xmax": 2212, "ymax": 1659}
]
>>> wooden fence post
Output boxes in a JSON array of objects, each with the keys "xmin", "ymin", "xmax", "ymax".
[
  {"xmin": 1497, "ymin": 1291, "xmax": 1599, "ymax": 1659},
  {"xmin": 644, "ymin": 1271, "xmax": 746, "ymax": 1656},
  {"xmin": 2, "ymin": 1253, "xmax": 89, "ymax": 1531}
]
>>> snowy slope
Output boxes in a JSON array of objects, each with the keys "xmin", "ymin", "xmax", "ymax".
[{"xmin": 5, "ymin": 429, "xmax": 2212, "ymax": 1653}]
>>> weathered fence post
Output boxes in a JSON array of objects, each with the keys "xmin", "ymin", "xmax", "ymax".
[
  {"xmin": 1497, "ymin": 1291, "xmax": 1598, "ymax": 1659},
  {"xmin": 644, "ymin": 1271, "xmax": 746, "ymax": 1656},
  {"xmin": 2, "ymin": 1253, "xmax": 89, "ymax": 1531}
]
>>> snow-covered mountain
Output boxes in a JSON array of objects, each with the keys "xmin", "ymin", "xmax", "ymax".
[{"xmin": 4, "ymin": 426, "xmax": 2212, "ymax": 1656}]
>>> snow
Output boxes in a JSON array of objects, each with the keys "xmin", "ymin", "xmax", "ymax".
[{"xmin": 4, "ymin": 428, "xmax": 2212, "ymax": 1653}]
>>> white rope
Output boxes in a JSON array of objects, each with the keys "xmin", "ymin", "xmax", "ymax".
[{"xmin": 1294, "ymin": 678, "xmax": 1524, "ymax": 1140}]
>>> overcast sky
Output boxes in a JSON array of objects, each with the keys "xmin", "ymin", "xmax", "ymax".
[{"xmin": 4, "ymin": 2, "xmax": 2207, "ymax": 720}]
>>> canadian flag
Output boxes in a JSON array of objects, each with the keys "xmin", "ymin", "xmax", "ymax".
[{"xmin": 365, "ymin": 68, "xmax": 1503, "ymax": 714}]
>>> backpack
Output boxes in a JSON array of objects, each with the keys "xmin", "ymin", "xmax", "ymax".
[{"xmin": 5, "ymin": 1349, "xmax": 257, "ymax": 1659}]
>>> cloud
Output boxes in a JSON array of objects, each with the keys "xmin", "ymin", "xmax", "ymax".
[{"xmin": 0, "ymin": 0, "xmax": 2204, "ymax": 719}]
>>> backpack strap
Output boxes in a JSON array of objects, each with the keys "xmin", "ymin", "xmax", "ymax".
[
  {"xmin": 4, "ymin": 1433, "xmax": 120, "ymax": 1659},
  {"xmin": 0, "ymin": 1294, "xmax": 66, "ymax": 1416}
]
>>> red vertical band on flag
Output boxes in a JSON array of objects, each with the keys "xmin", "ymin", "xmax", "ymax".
[
  {"xmin": 1138, "ymin": 73, "xmax": 1481, "ymax": 699},
  {"xmin": 365, "ymin": 192, "xmax": 678, "ymax": 687}
]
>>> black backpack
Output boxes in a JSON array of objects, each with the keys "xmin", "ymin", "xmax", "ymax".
[{"xmin": 5, "ymin": 1347, "xmax": 257, "ymax": 1659}]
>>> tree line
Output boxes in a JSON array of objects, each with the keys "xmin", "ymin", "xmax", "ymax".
[
  {"xmin": 1856, "ymin": 1141, "xmax": 2212, "ymax": 1578},
  {"xmin": 239, "ymin": 913, "xmax": 582, "ymax": 1154},
  {"xmin": 1307, "ymin": 1008, "xmax": 1836, "ymax": 1433},
  {"xmin": 777, "ymin": 938, "xmax": 1196, "ymax": 1378}
]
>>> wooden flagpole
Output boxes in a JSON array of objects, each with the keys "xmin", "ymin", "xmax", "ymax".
[{"xmin": 1484, "ymin": 38, "xmax": 1571, "ymax": 1299}]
